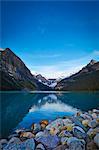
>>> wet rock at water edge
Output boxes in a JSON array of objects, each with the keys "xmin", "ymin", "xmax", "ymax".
[
  {"xmin": 80, "ymin": 114, "xmax": 92, "ymax": 121},
  {"xmin": 35, "ymin": 131, "xmax": 44, "ymax": 138},
  {"xmin": 31, "ymin": 123, "xmax": 41, "ymax": 133},
  {"xmin": 20, "ymin": 131, "xmax": 35, "ymax": 139},
  {"xmin": 0, "ymin": 139, "xmax": 8, "ymax": 149},
  {"xmin": 40, "ymin": 120, "xmax": 49, "ymax": 130},
  {"xmin": 8, "ymin": 133, "xmax": 19, "ymax": 139}
]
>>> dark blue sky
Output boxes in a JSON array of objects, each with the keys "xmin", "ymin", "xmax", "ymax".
[{"xmin": 1, "ymin": 1, "xmax": 99, "ymax": 78}]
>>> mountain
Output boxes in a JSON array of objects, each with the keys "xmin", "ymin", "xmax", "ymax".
[
  {"xmin": 36, "ymin": 74, "xmax": 50, "ymax": 85},
  {"xmin": 0, "ymin": 48, "xmax": 51, "ymax": 91},
  {"xmin": 55, "ymin": 60, "xmax": 99, "ymax": 91},
  {"xmin": 35, "ymin": 74, "xmax": 57, "ymax": 88}
]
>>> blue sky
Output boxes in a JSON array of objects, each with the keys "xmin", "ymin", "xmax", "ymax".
[{"xmin": 1, "ymin": 1, "xmax": 99, "ymax": 78}]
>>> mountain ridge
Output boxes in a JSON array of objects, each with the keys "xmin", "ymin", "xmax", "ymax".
[
  {"xmin": 0, "ymin": 48, "xmax": 99, "ymax": 91},
  {"xmin": 0, "ymin": 48, "xmax": 52, "ymax": 91},
  {"xmin": 55, "ymin": 59, "xmax": 99, "ymax": 91}
]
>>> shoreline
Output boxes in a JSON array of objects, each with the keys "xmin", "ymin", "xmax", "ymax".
[{"xmin": 0, "ymin": 108, "xmax": 99, "ymax": 150}]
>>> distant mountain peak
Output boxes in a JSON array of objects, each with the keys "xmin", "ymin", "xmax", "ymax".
[{"xmin": 89, "ymin": 59, "xmax": 97, "ymax": 65}]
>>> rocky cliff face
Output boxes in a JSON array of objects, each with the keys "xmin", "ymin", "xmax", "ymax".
[
  {"xmin": 0, "ymin": 48, "xmax": 51, "ymax": 91},
  {"xmin": 55, "ymin": 60, "xmax": 99, "ymax": 91}
]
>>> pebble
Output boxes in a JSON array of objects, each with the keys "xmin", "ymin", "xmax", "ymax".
[
  {"xmin": 58, "ymin": 130, "xmax": 72, "ymax": 137},
  {"xmin": 69, "ymin": 140, "xmax": 85, "ymax": 150},
  {"xmin": 73, "ymin": 126, "xmax": 86, "ymax": 139},
  {"xmin": 92, "ymin": 113, "xmax": 97, "ymax": 119},
  {"xmin": 61, "ymin": 137, "xmax": 68, "ymax": 145},
  {"xmin": 72, "ymin": 117, "xmax": 86, "ymax": 130},
  {"xmin": 82, "ymin": 119, "xmax": 89, "ymax": 127},
  {"xmin": 87, "ymin": 127, "xmax": 99, "ymax": 138},
  {"xmin": 88, "ymin": 120, "xmax": 97, "ymax": 128},
  {"xmin": 31, "ymin": 123, "xmax": 41, "ymax": 133},
  {"xmin": 67, "ymin": 137, "xmax": 85, "ymax": 150},
  {"xmin": 0, "ymin": 139, "xmax": 8, "ymax": 149},
  {"xmin": 35, "ymin": 131, "xmax": 44, "ymax": 138},
  {"xmin": 4, "ymin": 138, "xmax": 35, "ymax": 150},
  {"xmin": 35, "ymin": 131, "xmax": 60, "ymax": 149},
  {"xmin": 53, "ymin": 144, "xmax": 68, "ymax": 150},
  {"xmin": 46, "ymin": 118, "xmax": 64, "ymax": 131},
  {"xmin": 35, "ymin": 143, "xmax": 45, "ymax": 150},
  {"xmin": 94, "ymin": 133, "xmax": 99, "ymax": 147},
  {"xmin": 87, "ymin": 140, "xmax": 98, "ymax": 150},
  {"xmin": 20, "ymin": 131, "xmax": 35, "ymax": 138}
]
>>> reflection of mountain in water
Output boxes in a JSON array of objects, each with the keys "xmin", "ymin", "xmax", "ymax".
[
  {"xmin": 17, "ymin": 94, "xmax": 77, "ymax": 129},
  {"xmin": 1, "ymin": 92, "xmax": 99, "ymax": 138},
  {"xmin": 29, "ymin": 94, "xmax": 77, "ymax": 113}
]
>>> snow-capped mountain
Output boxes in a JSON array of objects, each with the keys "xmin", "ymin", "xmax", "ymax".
[{"xmin": 35, "ymin": 74, "xmax": 57, "ymax": 88}]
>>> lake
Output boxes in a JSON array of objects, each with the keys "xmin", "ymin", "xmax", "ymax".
[{"xmin": 0, "ymin": 91, "xmax": 99, "ymax": 138}]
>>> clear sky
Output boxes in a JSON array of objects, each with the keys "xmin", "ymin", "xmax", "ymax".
[{"xmin": 1, "ymin": 1, "xmax": 99, "ymax": 78}]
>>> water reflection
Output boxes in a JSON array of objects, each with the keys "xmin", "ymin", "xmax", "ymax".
[
  {"xmin": 17, "ymin": 94, "xmax": 77, "ymax": 129},
  {"xmin": 1, "ymin": 91, "xmax": 99, "ymax": 138}
]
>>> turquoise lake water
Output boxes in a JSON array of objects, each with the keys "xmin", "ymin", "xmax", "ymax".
[{"xmin": 0, "ymin": 91, "xmax": 99, "ymax": 138}]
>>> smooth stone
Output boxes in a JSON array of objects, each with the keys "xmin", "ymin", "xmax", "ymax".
[
  {"xmin": 61, "ymin": 137, "xmax": 68, "ymax": 145},
  {"xmin": 35, "ymin": 131, "xmax": 44, "ymax": 138},
  {"xmin": 53, "ymin": 144, "xmax": 68, "ymax": 150},
  {"xmin": 73, "ymin": 126, "xmax": 86, "ymax": 139},
  {"xmin": 67, "ymin": 137, "xmax": 79, "ymax": 146},
  {"xmin": 8, "ymin": 133, "xmax": 19, "ymax": 139},
  {"xmin": 4, "ymin": 138, "xmax": 35, "ymax": 150},
  {"xmin": 8, "ymin": 137, "xmax": 21, "ymax": 144},
  {"xmin": 80, "ymin": 114, "xmax": 92, "ymax": 121},
  {"xmin": 60, "ymin": 124, "xmax": 73, "ymax": 132},
  {"xmin": 35, "ymin": 131, "xmax": 60, "ymax": 149},
  {"xmin": 0, "ymin": 139, "xmax": 8, "ymax": 149},
  {"xmin": 67, "ymin": 137, "xmax": 85, "ymax": 150},
  {"xmin": 88, "ymin": 120, "xmax": 97, "ymax": 128},
  {"xmin": 87, "ymin": 140, "xmax": 98, "ymax": 150},
  {"xmin": 69, "ymin": 140, "xmax": 85, "ymax": 150},
  {"xmin": 50, "ymin": 127, "xmax": 60, "ymax": 135},
  {"xmin": 58, "ymin": 130, "xmax": 72, "ymax": 137},
  {"xmin": 31, "ymin": 123, "xmax": 41, "ymax": 133},
  {"xmin": 14, "ymin": 129, "xmax": 25, "ymax": 134},
  {"xmin": 40, "ymin": 120, "xmax": 49, "ymax": 126},
  {"xmin": 63, "ymin": 119, "xmax": 72, "ymax": 126},
  {"xmin": 82, "ymin": 119, "xmax": 89, "ymax": 127},
  {"xmin": 87, "ymin": 127, "xmax": 99, "ymax": 138},
  {"xmin": 20, "ymin": 131, "xmax": 35, "ymax": 138},
  {"xmin": 93, "ymin": 109, "xmax": 99, "ymax": 114},
  {"xmin": 35, "ymin": 143, "xmax": 45, "ymax": 150},
  {"xmin": 46, "ymin": 118, "xmax": 64, "ymax": 131},
  {"xmin": 71, "ymin": 117, "xmax": 86, "ymax": 131},
  {"xmin": 94, "ymin": 134, "xmax": 99, "ymax": 147},
  {"xmin": 92, "ymin": 113, "xmax": 97, "ymax": 119}
]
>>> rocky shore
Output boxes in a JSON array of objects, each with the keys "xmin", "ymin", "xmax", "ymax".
[{"xmin": 0, "ymin": 109, "xmax": 99, "ymax": 150}]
